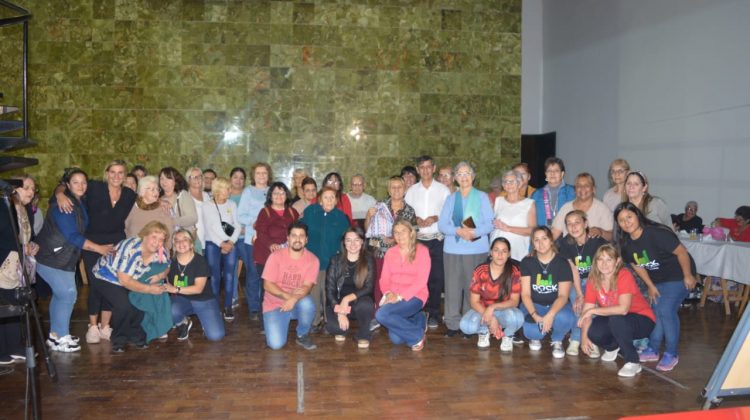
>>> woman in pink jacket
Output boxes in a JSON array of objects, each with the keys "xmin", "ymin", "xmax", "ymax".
[{"xmin": 375, "ymin": 219, "xmax": 430, "ymax": 351}]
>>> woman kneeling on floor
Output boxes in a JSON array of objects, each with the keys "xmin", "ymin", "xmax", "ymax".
[
  {"xmin": 579, "ymin": 244, "xmax": 655, "ymax": 377},
  {"xmin": 519, "ymin": 226, "xmax": 575, "ymax": 358},
  {"xmin": 375, "ymin": 220, "xmax": 430, "ymax": 351},
  {"xmin": 325, "ymin": 227, "xmax": 375, "ymax": 348},
  {"xmin": 459, "ymin": 237, "xmax": 524, "ymax": 352},
  {"xmin": 164, "ymin": 229, "xmax": 225, "ymax": 341}
]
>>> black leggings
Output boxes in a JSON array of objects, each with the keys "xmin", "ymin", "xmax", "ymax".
[
  {"xmin": 94, "ymin": 278, "xmax": 145, "ymax": 347},
  {"xmin": 587, "ymin": 313, "xmax": 654, "ymax": 363},
  {"xmin": 83, "ymin": 250, "xmax": 112, "ymax": 316},
  {"xmin": 325, "ymin": 296, "xmax": 374, "ymax": 341}
]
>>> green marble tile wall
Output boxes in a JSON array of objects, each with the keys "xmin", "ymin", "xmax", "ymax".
[{"xmin": 1, "ymin": 0, "xmax": 520, "ymax": 199}]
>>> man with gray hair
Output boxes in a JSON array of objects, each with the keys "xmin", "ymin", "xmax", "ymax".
[{"xmin": 347, "ymin": 174, "xmax": 376, "ymax": 230}]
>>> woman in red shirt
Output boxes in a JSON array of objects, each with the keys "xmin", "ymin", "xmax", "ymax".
[
  {"xmin": 579, "ymin": 244, "xmax": 656, "ymax": 377},
  {"xmin": 374, "ymin": 219, "xmax": 430, "ymax": 351},
  {"xmin": 714, "ymin": 206, "xmax": 750, "ymax": 242}
]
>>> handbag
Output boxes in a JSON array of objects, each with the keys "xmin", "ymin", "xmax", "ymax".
[{"xmin": 214, "ymin": 200, "xmax": 235, "ymax": 237}]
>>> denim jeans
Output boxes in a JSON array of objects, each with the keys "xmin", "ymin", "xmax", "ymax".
[
  {"xmin": 36, "ymin": 263, "xmax": 77, "ymax": 337},
  {"xmin": 649, "ymin": 280, "xmax": 689, "ymax": 355},
  {"xmin": 569, "ymin": 279, "xmax": 587, "ymax": 341},
  {"xmin": 239, "ymin": 242, "xmax": 261, "ymax": 314},
  {"xmin": 375, "ymin": 297, "xmax": 426, "ymax": 347},
  {"xmin": 263, "ymin": 295, "xmax": 316, "ymax": 349},
  {"xmin": 205, "ymin": 241, "xmax": 238, "ymax": 310},
  {"xmin": 171, "ymin": 295, "xmax": 225, "ymax": 341},
  {"xmin": 460, "ymin": 307, "xmax": 524, "ymax": 337},
  {"xmin": 520, "ymin": 302, "xmax": 575, "ymax": 342}
]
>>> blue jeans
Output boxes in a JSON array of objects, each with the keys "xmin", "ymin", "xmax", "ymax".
[
  {"xmin": 205, "ymin": 241, "xmax": 238, "ymax": 310},
  {"xmin": 649, "ymin": 280, "xmax": 689, "ymax": 355},
  {"xmin": 460, "ymin": 307, "xmax": 524, "ymax": 337},
  {"xmin": 375, "ymin": 297, "xmax": 426, "ymax": 347},
  {"xmin": 520, "ymin": 302, "xmax": 575, "ymax": 342},
  {"xmin": 569, "ymin": 279, "xmax": 588, "ymax": 341},
  {"xmin": 36, "ymin": 263, "xmax": 77, "ymax": 337},
  {"xmin": 171, "ymin": 295, "xmax": 225, "ymax": 341},
  {"xmin": 263, "ymin": 295, "xmax": 316, "ymax": 349},
  {"xmin": 239, "ymin": 242, "xmax": 261, "ymax": 314}
]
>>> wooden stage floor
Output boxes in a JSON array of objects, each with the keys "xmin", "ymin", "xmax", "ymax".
[{"xmin": 0, "ymin": 288, "xmax": 747, "ymax": 419}]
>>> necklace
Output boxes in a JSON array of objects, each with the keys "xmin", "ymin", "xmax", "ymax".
[
  {"xmin": 537, "ymin": 258, "xmax": 552, "ymax": 275},
  {"xmin": 574, "ymin": 239, "xmax": 586, "ymax": 259}
]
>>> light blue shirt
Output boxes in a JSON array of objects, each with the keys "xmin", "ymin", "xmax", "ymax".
[
  {"xmin": 237, "ymin": 186, "xmax": 268, "ymax": 245},
  {"xmin": 438, "ymin": 189, "xmax": 494, "ymax": 255}
]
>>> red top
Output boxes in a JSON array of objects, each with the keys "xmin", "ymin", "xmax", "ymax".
[
  {"xmin": 584, "ymin": 268, "xmax": 656, "ymax": 322},
  {"xmin": 379, "ymin": 244, "xmax": 430, "ymax": 304},
  {"xmin": 253, "ymin": 206, "xmax": 299, "ymax": 265},
  {"xmin": 718, "ymin": 218, "xmax": 750, "ymax": 242},
  {"xmin": 469, "ymin": 263, "xmax": 521, "ymax": 307}
]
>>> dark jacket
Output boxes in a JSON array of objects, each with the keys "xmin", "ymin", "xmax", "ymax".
[
  {"xmin": 300, "ymin": 204, "xmax": 349, "ymax": 271},
  {"xmin": 325, "ymin": 253, "xmax": 374, "ymax": 308},
  {"xmin": 36, "ymin": 198, "xmax": 88, "ymax": 272}
]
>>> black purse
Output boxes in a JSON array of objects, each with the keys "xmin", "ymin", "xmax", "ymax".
[{"xmin": 214, "ymin": 200, "xmax": 235, "ymax": 237}]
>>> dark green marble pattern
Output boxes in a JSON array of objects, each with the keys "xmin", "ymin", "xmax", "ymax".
[{"xmin": 1, "ymin": 0, "xmax": 520, "ymax": 199}]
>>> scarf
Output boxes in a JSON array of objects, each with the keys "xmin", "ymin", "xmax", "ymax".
[{"xmin": 451, "ymin": 188, "xmax": 480, "ymax": 242}]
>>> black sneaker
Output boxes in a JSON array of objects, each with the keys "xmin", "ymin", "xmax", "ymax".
[
  {"xmin": 224, "ymin": 308, "xmax": 235, "ymax": 322},
  {"xmin": 445, "ymin": 329, "xmax": 460, "ymax": 338},
  {"xmin": 512, "ymin": 335, "xmax": 525, "ymax": 345},
  {"xmin": 134, "ymin": 343, "xmax": 149, "ymax": 350},
  {"xmin": 177, "ymin": 319, "xmax": 193, "ymax": 341},
  {"xmin": 427, "ymin": 317, "xmax": 439, "ymax": 329},
  {"xmin": 0, "ymin": 355, "xmax": 13, "ymax": 365},
  {"xmin": 369, "ymin": 319, "xmax": 381, "ymax": 332},
  {"xmin": 112, "ymin": 346, "xmax": 125, "ymax": 353},
  {"xmin": 296, "ymin": 335, "xmax": 317, "ymax": 350}
]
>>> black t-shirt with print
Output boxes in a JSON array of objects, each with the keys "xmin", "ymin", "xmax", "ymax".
[
  {"xmin": 556, "ymin": 236, "xmax": 608, "ymax": 281},
  {"xmin": 622, "ymin": 226, "xmax": 683, "ymax": 283},
  {"xmin": 520, "ymin": 253, "xmax": 573, "ymax": 306},
  {"xmin": 167, "ymin": 253, "xmax": 213, "ymax": 301}
]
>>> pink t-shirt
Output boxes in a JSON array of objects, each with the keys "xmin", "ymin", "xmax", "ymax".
[
  {"xmin": 262, "ymin": 248, "xmax": 320, "ymax": 313},
  {"xmin": 379, "ymin": 244, "xmax": 430, "ymax": 305}
]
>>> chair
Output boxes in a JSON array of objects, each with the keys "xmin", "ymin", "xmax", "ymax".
[{"xmin": 700, "ymin": 276, "xmax": 749, "ymax": 317}]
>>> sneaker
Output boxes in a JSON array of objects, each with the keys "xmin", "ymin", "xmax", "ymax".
[
  {"xmin": 249, "ymin": 312, "xmax": 260, "ymax": 321},
  {"xmin": 10, "ymin": 354, "xmax": 27, "ymax": 362},
  {"xmin": 601, "ymin": 347, "xmax": 620, "ymax": 362},
  {"xmin": 512, "ymin": 335, "xmax": 525, "ymax": 345},
  {"xmin": 232, "ymin": 298, "xmax": 240, "ymax": 309},
  {"xmin": 0, "ymin": 355, "xmax": 13, "ymax": 365},
  {"xmin": 500, "ymin": 336, "xmax": 514, "ymax": 352},
  {"xmin": 427, "ymin": 317, "xmax": 439, "ymax": 329},
  {"xmin": 445, "ymin": 329, "xmax": 460, "ymax": 338},
  {"xmin": 588, "ymin": 345, "xmax": 601, "ymax": 359},
  {"xmin": 85, "ymin": 324, "xmax": 101, "ymax": 344},
  {"xmin": 296, "ymin": 335, "xmax": 317, "ymax": 350},
  {"xmin": 134, "ymin": 343, "xmax": 149, "ymax": 350},
  {"xmin": 224, "ymin": 308, "xmax": 235, "ymax": 321},
  {"xmin": 566, "ymin": 340, "xmax": 580, "ymax": 356},
  {"xmin": 634, "ymin": 338, "xmax": 649, "ymax": 353},
  {"xmin": 369, "ymin": 319, "xmax": 381, "ymax": 332},
  {"xmin": 639, "ymin": 347, "xmax": 660, "ymax": 363},
  {"xmin": 656, "ymin": 352, "xmax": 679, "ymax": 372},
  {"xmin": 618, "ymin": 362, "xmax": 643, "ymax": 377},
  {"xmin": 334, "ymin": 335, "xmax": 346, "ymax": 342},
  {"xmin": 111, "ymin": 346, "xmax": 125, "ymax": 353},
  {"xmin": 99, "ymin": 325, "xmax": 113, "ymax": 341},
  {"xmin": 529, "ymin": 339, "xmax": 542, "ymax": 351},
  {"xmin": 551, "ymin": 341, "xmax": 565, "ymax": 359},
  {"xmin": 357, "ymin": 339, "xmax": 370, "ymax": 349},
  {"xmin": 47, "ymin": 334, "xmax": 81, "ymax": 353},
  {"xmin": 477, "ymin": 332, "xmax": 490, "ymax": 348},
  {"xmin": 411, "ymin": 335, "xmax": 426, "ymax": 351},
  {"xmin": 177, "ymin": 319, "xmax": 193, "ymax": 341}
]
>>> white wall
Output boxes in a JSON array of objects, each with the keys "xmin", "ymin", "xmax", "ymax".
[{"xmin": 535, "ymin": 0, "xmax": 750, "ymax": 221}]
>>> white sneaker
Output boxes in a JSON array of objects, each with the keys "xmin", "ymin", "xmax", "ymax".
[
  {"xmin": 588, "ymin": 345, "xmax": 601, "ymax": 359},
  {"xmin": 602, "ymin": 347, "xmax": 620, "ymax": 362},
  {"xmin": 618, "ymin": 362, "xmax": 642, "ymax": 377},
  {"xmin": 477, "ymin": 332, "xmax": 490, "ymax": 348},
  {"xmin": 551, "ymin": 341, "xmax": 565, "ymax": 359},
  {"xmin": 566, "ymin": 340, "xmax": 580, "ymax": 356},
  {"xmin": 529, "ymin": 339, "xmax": 542, "ymax": 351},
  {"xmin": 47, "ymin": 334, "xmax": 81, "ymax": 353},
  {"xmin": 99, "ymin": 325, "xmax": 112, "ymax": 341},
  {"xmin": 500, "ymin": 336, "xmax": 513, "ymax": 352},
  {"xmin": 85, "ymin": 324, "xmax": 101, "ymax": 344}
]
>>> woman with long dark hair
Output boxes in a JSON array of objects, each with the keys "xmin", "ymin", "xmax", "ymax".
[
  {"xmin": 158, "ymin": 166, "xmax": 198, "ymax": 235},
  {"xmin": 614, "ymin": 201, "xmax": 696, "ymax": 371},
  {"xmin": 325, "ymin": 227, "xmax": 375, "ymax": 348},
  {"xmin": 519, "ymin": 226, "xmax": 575, "ymax": 358},
  {"xmin": 459, "ymin": 237, "xmax": 524, "ymax": 352}
]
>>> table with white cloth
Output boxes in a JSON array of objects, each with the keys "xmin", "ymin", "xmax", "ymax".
[{"xmin": 682, "ymin": 239, "xmax": 750, "ymax": 316}]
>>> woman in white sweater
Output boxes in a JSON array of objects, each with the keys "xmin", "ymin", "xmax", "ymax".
[{"xmin": 202, "ymin": 177, "xmax": 241, "ymax": 321}]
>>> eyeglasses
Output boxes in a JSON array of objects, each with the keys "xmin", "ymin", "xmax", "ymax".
[{"xmin": 455, "ymin": 172, "xmax": 472, "ymax": 178}]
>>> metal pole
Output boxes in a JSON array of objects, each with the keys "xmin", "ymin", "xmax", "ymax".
[{"xmin": 296, "ymin": 362, "xmax": 304, "ymax": 414}]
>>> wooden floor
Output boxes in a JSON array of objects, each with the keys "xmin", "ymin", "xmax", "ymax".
[{"xmin": 0, "ymin": 287, "xmax": 747, "ymax": 419}]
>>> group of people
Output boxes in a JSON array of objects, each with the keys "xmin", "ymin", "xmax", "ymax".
[{"xmin": 2, "ymin": 155, "xmax": 749, "ymax": 380}]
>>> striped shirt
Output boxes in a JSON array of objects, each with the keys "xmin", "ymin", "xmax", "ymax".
[{"xmin": 93, "ymin": 237, "xmax": 170, "ymax": 286}]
